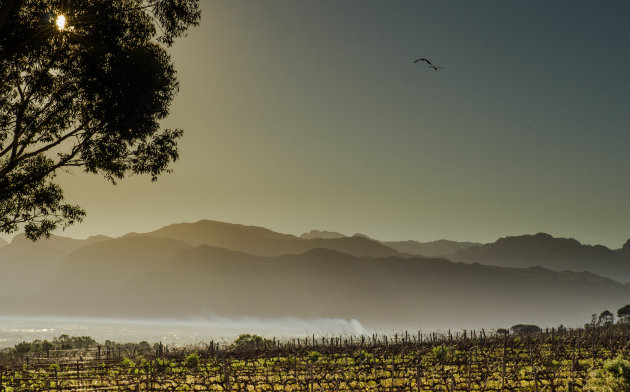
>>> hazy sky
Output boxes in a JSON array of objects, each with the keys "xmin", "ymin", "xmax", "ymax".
[{"xmin": 10, "ymin": 1, "xmax": 630, "ymax": 247}]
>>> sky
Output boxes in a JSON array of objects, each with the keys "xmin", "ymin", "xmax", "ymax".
[{"xmin": 8, "ymin": 1, "xmax": 630, "ymax": 247}]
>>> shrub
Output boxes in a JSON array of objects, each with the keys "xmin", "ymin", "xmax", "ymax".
[
  {"xmin": 185, "ymin": 353, "xmax": 200, "ymax": 369},
  {"xmin": 353, "ymin": 350, "xmax": 373, "ymax": 365},
  {"xmin": 432, "ymin": 345, "xmax": 448, "ymax": 362},
  {"xmin": 510, "ymin": 324, "xmax": 541, "ymax": 335},
  {"xmin": 307, "ymin": 351, "xmax": 321, "ymax": 363},
  {"xmin": 585, "ymin": 355, "xmax": 630, "ymax": 392}
]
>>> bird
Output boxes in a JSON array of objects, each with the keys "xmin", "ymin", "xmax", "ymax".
[
  {"xmin": 428, "ymin": 66, "xmax": 444, "ymax": 70},
  {"xmin": 414, "ymin": 58, "xmax": 432, "ymax": 65}
]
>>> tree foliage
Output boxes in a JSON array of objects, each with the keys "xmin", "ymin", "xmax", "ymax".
[
  {"xmin": 599, "ymin": 310, "xmax": 614, "ymax": 326},
  {"xmin": 0, "ymin": 0, "xmax": 200, "ymax": 239},
  {"xmin": 618, "ymin": 305, "xmax": 630, "ymax": 323},
  {"xmin": 231, "ymin": 334, "xmax": 274, "ymax": 349},
  {"xmin": 585, "ymin": 355, "xmax": 630, "ymax": 392},
  {"xmin": 510, "ymin": 324, "xmax": 542, "ymax": 335}
]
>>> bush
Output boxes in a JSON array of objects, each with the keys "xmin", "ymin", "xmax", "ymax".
[
  {"xmin": 231, "ymin": 334, "xmax": 273, "ymax": 349},
  {"xmin": 432, "ymin": 345, "xmax": 448, "ymax": 362},
  {"xmin": 14, "ymin": 342, "xmax": 32, "ymax": 355},
  {"xmin": 185, "ymin": 353, "xmax": 200, "ymax": 369},
  {"xmin": 307, "ymin": 351, "xmax": 321, "ymax": 363},
  {"xmin": 585, "ymin": 355, "xmax": 630, "ymax": 392},
  {"xmin": 510, "ymin": 324, "xmax": 542, "ymax": 335},
  {"xmin": 353, "ymin": 349, "xmax": 373, "ymax": 365}
]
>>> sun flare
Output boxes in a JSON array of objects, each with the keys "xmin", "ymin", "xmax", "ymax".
[{"xmin": 55, "ymin": 14, "xmax": 66, "ymax": 30}]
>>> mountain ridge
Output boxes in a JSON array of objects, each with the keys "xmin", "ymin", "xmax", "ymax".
[
  {"xmin": 449, "ymin": 232, "xmax": 630, "ymax": 282},
  {"xmin": 124, "ymin": 219, "xmax": 400, "ymax": 257},
  {"xmin": 5, "ymin": 240, "xmax": 629, "ymax": 330}
]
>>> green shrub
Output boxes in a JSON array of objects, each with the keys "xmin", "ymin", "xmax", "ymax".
[
  {"xmin": 307, "ymin": 351, "xmax": 321, "ymax": 363},
  {"xmin": 353, "ymin": 350, "xmax": 373, "ymax": 365},
  {"xmin": 585, "ymin": 355, "xmax": 630, "ymax": 392},
  {"xmin": 185, "ymin": 353, "xmax": 200, "ymax": 369},
  {"xmin": 432, "ymin": 345, "xmax": 448, "ymax": 362}
]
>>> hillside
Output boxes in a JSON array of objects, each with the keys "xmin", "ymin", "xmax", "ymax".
[
  {"xmin": 0, "ymin": 234, "xmax": 110, "ymax": 297},
  {"xmin": 7, "ymin": 240, "xmax": 630, "ymax": 330},
  {"xmin": 449, "ymin": 233, "xmax": 630, "ymax": 282},
  {"xmin": 384, "ymin": 239, "xmax": 482, "ymax": 257},
  {"xmin": 618, "ymin": 239, "xmax": 630, "ymax": 259},
  {"xmin": 125, "ymin": 219, "xmax": 400, "ymax": 257},
  {"xmin": 300, "ymin": 230, "xmax": 346, "ymax": 239}
]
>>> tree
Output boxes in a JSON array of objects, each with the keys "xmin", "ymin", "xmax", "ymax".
[
  {"xmin": 617, "ymin": 305, "xmax": 630, "ymax": 323},
  {"xmin": 231, "ymin": 334, "xmax": 273, "ymax": 349},
  {"xmin": 599, "ymin": 310, "xmax": 614, "ymax": 326},
  {"xmin": 510, "ymin": 324, "xmax": 542, "ymax": 335},
  {"xmin": 0, "ymin": 0, "xmax": 200, "ymax": 239}
]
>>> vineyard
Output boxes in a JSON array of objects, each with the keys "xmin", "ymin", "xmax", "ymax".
[{"xmin": 1, "ymin": 326, "xmax": 629, "ymax": 391}]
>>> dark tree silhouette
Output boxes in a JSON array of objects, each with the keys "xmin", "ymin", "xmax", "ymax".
[
  {"xmin": 599, "ymin": 310, "xmax": 614, "ymax": 326},
  {"xmin": 0, "ymin": 0, "xmax": 200, "ymax": 239},
  {"xmin": 617, "ymin": 305, "xmax": 630, "ymax": 323},
  {"xmin": 510, "ymin": 324, "xmax": 541, "ymax": 335}
]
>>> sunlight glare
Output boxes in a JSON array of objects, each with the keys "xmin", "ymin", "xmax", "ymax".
[{"xmin": 55, "ymin": 14, "xmax": 66, "ymax": 30}]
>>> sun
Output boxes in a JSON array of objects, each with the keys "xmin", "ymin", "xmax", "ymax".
[{"xmin": 55, "ymin": 14, "xmax": 66, "ymax": 30}]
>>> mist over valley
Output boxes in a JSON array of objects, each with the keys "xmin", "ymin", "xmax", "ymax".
[{"xmin": 2, "ymin": 219, "xmax": 630, "ymax": 347}]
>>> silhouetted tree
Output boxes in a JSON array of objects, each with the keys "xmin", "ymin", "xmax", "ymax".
[
  {"xmin": 617, "ymin": 305, "xmax": 630, "ymax": 323},
  {"xmin": 510, "ymin": 324, "xmax": 542, "ymax": 335},
  {"xmin": 586, "ymin": 313, "xmax": 598, "ymax": 329},
  {"xmin": 231, "ymin": 334, "xmax": 273, "ymax": 349},
  {"xmin": 0, "ymin": 0, "xmax": 200, "ymax": 239},
  {"xmin": 599, "ymin": 310, "xmax": 614, "ymax": 326}
]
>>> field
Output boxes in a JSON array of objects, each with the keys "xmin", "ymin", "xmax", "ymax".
[{"xmin": 1, "ymin": 326, "xmax": 628, "ymax": 391}]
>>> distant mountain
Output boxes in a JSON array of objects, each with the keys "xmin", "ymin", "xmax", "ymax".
[
  {"xmin": 42, "ymin": 236, "xmax": 194, "ymax": 299},
  {"xmin": 7, "ymin": 233, "xmax": 110, "ymax": 254},
  {"xmin": 5, "ymin": 221, "xmax": 630, "ymax": 330},
  {"xmin": 7, "ymin": 241, "xmax": 630, "ymax": 330},
  {"xmin": 0, "ymin": 234, "xmax": 109, "ymax": 297},
  {"xmin": 300, "ymin": 230, "xmax": 346, "ymax": 239},
  {"xmin": 618, "ymin": 239, "xmax": 630, "ymax": 259},
  {"xmin": 449, "ymin": 233, "xmax": 630, "ymax": 282},
  {"xmin": 384, "ymin": 239, "xmax": 482, "ymax": 257},
  {"xmin": 126, "ymin": 220, "xmax": 400, "ymax": 257}
]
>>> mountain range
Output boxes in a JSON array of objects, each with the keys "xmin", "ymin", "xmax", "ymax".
[
  {"xmin": 449, "ymin": 233, "xmax": 630, "ymax": 283},
  {"xmin": 2, "ymin": 219, "xmax": 630, "ymax": 330}
]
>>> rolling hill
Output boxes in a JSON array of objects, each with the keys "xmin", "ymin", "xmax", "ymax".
[
  {"xmin": 5, "ymin": 237, "xmax": 629, "ymax": 330},
  {"xmin": 0, "ymin": 233, "xmax": 110, "ymax": 297},
  {"xmin": 448, "ymin": 233, "xmax": 630, "ymax": 282},
  {"xmin": 124, "ymin": 219, "xmax": 400, "ymax": 257},
  {"xmin": 383, "ymin": 239, "xmax": 482, "ymax": 257}
]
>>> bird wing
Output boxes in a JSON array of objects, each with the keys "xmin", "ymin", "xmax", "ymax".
[{"xmin": 414, "ymin": 58, "xmax": 432, "ymax": 65}]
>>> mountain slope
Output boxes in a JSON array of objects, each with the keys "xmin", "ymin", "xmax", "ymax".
[
  {"xmin": 618, "ymin": 239, "xmax": 630, "ymax": 259},
  {"xmin": 0, "ymin": 234, "xmax": 110, "ymax": 296},
  {"xmin": 126, "ymin": 219, "xmax": 400, "ymax": 257},
  {"xmin": 384, "ymin": 239, "xmax": 482, "ymax": 257},
  {"xmin": 300, "ymin": 230, "xmax": 346, "ymax": 239},
  {"xmin": 8, "ymin": 242, "xmax": 630, "ymax": 330},
  {"xmin": 449, "ymin": 233, "xmax": 630, "ymax": 282}
]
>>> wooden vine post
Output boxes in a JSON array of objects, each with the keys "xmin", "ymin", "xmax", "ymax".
[{"xmin": 501, "ymin": 331, "xmax": 507, "ymax": 391}]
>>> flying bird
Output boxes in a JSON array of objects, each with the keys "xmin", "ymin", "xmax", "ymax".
[
  {"xmin": 414, "ymin": 58, "xmax": 432, "ymax": 65},
  {"xmin": 428, "ymin": 66, "xmax": 444, "ymax": 70}
]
